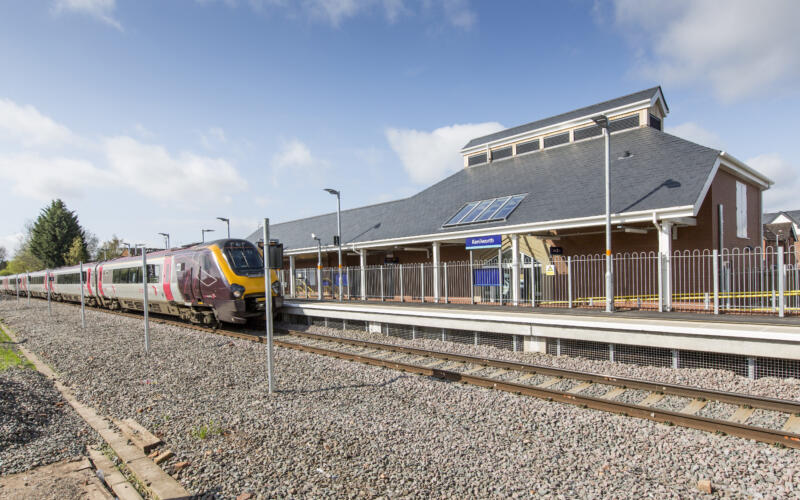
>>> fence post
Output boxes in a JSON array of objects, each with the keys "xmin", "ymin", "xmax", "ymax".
[
  {"xmin": 433, "ymin": 242, "xmax": 440, "ymax": 303},
  {"xmin": 657, "ymin": 253, "xmax": 663, "ymax": 312},
  {"xmin": 567, "ymin": 256, "xmax": 573, "ymax": 309},
  {"xmin": 79, "ymin": 261, "xmax": 85, "ymax": 329},
  {"xmin": 47, "ymin": 270, "xmax": 51, "ymax": 317},
  {"xmin": 346, "ymin": 268, "xmax": 350, "ymax": 300},
  {"xmin": 420, "ymin": 263, "xmax": 424, "ymax": 303},
  {"xmin": 444, "ymin": 262, "xmax": 448, "ymax": 304},
  {"xmin": 778, "ymin": 246, "xmax": 785, "ymax": 318},
  {"xmin": 531, "ymin": 262, "xmax": 536, "ymax": 308},
  {"xmin": 713, "ymin": 250, "xmax": 719, "ymax": 315},
  {"xmin": 498, "ymin": 248, "xmax": 503, "ymax": 306},
  {"xmin": 359, "ymin": 250, "xmax": 366, "ymax": 301},
  {"xmin": 400, "ymin": 265, "xmax": 404, "ymax": 302},
  {"xmin": 289, "ymin": 255, "xmax": 296, "ymax": 298},
  {"xmin": 469, "ymin": 252, "xmax": 474, "ymax": 305},
  {"xmin": 380, "ymin": 265, "xmax": 385, "ymax": 302}
]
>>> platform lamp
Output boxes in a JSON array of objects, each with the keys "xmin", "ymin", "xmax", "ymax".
[
  {"xmin": 312, "ymin": 233, "xmax": 323, "ymax": 301},
  {"xmin": 202, "ymin": 229, "xmax": 215, "ymax": 243},
  {"xmin": 324, "ymin": 188, "xmax": 343, "ymax": 302},
  {"xmin": 592, "ymin": 114, "xmax": 614, "ymax": 313},
  {"xmin": 158, "ymin": 232, "xmax": 170, "ymax": 250},
  {"xmin": 217, "ymin": 217, "xmax": 230, "ymax": 239}
]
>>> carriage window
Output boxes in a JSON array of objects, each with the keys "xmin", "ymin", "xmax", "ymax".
[{"xmin": 147, "ymin": 264, "xmax": 161, "ymax": 283}]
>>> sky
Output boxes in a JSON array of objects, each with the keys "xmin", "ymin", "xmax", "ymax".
[{"xmin": 1, "ymin": 0, "xmax": 799, "ymax": 253}]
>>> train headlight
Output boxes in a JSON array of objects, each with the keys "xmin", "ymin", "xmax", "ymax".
[
  {"xmin": 271, "ymin": 280, "xmax": 281, "ymax": 296},
  {"xmin": 230, "ymin": 284, "xmax": 245, "ymax": 298}
]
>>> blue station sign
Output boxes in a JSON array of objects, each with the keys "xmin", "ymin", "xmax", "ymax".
[{"xmin": 466, "ymin": 235, "xmax": 502, "ymax": 250}]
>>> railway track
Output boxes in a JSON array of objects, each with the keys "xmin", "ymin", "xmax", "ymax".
[{"xmin": 8, "ymin": 297, "xmax": 800, "ymax": 449}]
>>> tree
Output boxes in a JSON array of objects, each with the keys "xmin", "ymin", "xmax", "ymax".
[
  {"xmin": 28, "ymin": 199, "xmax": 87, "ymax": 268},
  {"xmin": 64, "ymin": 236, "xmax": 90, "ymax": 266},
  {"xmin": 0, "ymin": 246, "xmax": 6, "ymax": 271},
  {"xmin": 95, "ymin": 235, "xmax": 126, "ymax": 261}
]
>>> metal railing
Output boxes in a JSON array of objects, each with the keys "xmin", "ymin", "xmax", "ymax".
[{"xmin": 282, "ymin": 246, "xmax": 798, "ymax": 317}]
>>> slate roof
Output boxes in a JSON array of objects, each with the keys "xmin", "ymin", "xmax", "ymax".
[
  {"xmin": 462, "ymin": 87, "xmax": 664, "ymax": 150},
  {"xmin": 763, "ymin": 210, "xmax": 800, "ymax": 225},
  {"xmin": 248, "ymin": 126, "xmax": 721, "ymax": 252},
  {"xmin": 764, "ymin": 222, "xmax": 796, "ymax": 241}
]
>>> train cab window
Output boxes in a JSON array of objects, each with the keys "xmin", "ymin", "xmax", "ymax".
[{"xmin": 223, "ymin": 241, "xmax": 263, "ymax": 276}]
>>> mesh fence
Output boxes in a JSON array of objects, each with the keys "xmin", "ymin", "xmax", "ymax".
[{"xmin": 614, "ymin": 344, "xmax": 673, "ymax": 368}]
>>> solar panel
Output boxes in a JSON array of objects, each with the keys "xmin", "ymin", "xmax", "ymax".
[
  {"xmin": 474, "ymin": 197, "xmax": 509, "ymax": 222},
  {"xmin": 459, "ymin": 199, "xmax": 493, "ymax": 224},
  {"xmin": 445, "ymin": 201, "xmax": 479, "ymax": 226},
  {"xmin": 443, "ymin": 194, "xmax": 527, "ymax": 227},
  {"xmin": 491, "ymin": 194, "xmax": 526, "ymax": 220}
]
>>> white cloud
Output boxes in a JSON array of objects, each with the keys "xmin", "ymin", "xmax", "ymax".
[
  {"xmin": 0, "ymin": 232, "xmax": 24, "ymax": 255},
  {"xmin": 104, "ymin": 136, "xmax": 247, "ymax": 206},
  {"xmin": 0, "ymin": 99, "xmax": 77, "ymax": 148},
  {"xmin": 204, "ymin": 0, "xmax": 473, "ymax": 28},
  {"xmin": 666, "ymin": 122, "xmax": 724, "ymax": 149},
  {"xmin": 611, "ymin": 0, "xmax": 800, "ymax": 101},
  {"xmin": 52, "ymin": 0, "xmax": 123, "ymax": 31},
  {"xmin": 269, "ymin": 138, "xmax": 328, "ymax": 186},
  {"xmin": 0, "ymin": 153, "xmax": 103, "ymax": 200},
  {"xmin": 442, "ymin": 0, "xmax": 475, "ymax": 29},
  {"xmin": 746, "ymin": 153, "xmax": 800, "ymax": 212},
  {"xmin": 385, "ymin": 122, "xmax": 503, "ymax": 184}
]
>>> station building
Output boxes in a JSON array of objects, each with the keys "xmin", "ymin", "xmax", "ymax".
[{"xmin": 250, "ymin": 86, "xmax": 771, "ymax": 274}]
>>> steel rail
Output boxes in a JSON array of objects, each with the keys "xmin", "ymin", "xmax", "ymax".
[
  {"xmin": 284, "ymin": 330, "xmax": 800, "ymax": 414},
  {"xmin": 275, "ymin": 336, "xmax": 800, "ymax": 449},
  {"xmin": 11, "ymin": 296, "xmax": 800, "ymax": 448}
]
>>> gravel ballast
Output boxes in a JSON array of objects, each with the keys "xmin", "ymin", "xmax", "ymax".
[
  {"xmin": 0, "ymin": 354, "xmax": 99, "ymax": 475},
  {"xmin": 291, "ymin": 321, "xmax": 800, "ymax": 401},
  {"xmin": 1, "ymin": 300, "xmax": 799, "ymax": 497}
]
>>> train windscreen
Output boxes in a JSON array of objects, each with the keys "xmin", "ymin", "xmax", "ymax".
[{"xmin": 223, "ymin": 241, "xmax": 264, "ymax": 276}]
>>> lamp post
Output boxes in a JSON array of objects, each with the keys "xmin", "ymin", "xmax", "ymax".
[
  {"xmin": 312, "ymin": 233, "xmax": 322, "ymax": 301},
  {"xmin": 324, "ymin": 188, "xmax": 343, "ymax": 302},
  {"xmin": 217, "ymin": 217, "xmax": 230, "ymax": 239},
  {"xmin": 202, "ymin": 229, "xmax": 215, "ymax": 243},
  {"xmin": 158, "ymin": 232, "xmax": 170, "ymax": 250},
  {"xmin": 592, "ymin": 114, "xmax": 614, "ymax": 313}
]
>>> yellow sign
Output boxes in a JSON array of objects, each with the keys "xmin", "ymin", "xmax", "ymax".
[{"xmin": 545, "ymin": 264, "xmax": 556, "ymax": 276}]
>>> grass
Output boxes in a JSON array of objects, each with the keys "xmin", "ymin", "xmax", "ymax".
[
  {"xmin": 191, "ymin": 420, "xmax": 224, "ymax": 440},
  {"xmin": 0, "ymin": 328, "xmax": 33, "ymax": 371}
]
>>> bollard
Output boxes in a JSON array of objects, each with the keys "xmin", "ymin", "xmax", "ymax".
[
  {"xmin": 444, "ymin": 262, "xmax": 448, "ymax": 304},
  {"xmin": 567, "ymin": 256, "xmax": 573, "ymax": 309},
  {"xmin": 380, "ymin": 265, "xmax": 384, "ymax": 302},
  {"xmin": 400, "ymin": 265, "xmax": 404, "ymax": 303},
  {"xmin": 712, "ymin": 250, "xmax": 719, "ymax": 315},
  {"xmin": 420, "ymin": 263, "xmax": 424, "ymax": 303}
]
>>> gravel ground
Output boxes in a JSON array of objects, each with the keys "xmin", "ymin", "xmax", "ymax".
[
  {"xmin": 615, "ymin": 389, "xmax": 649, "ymax": 405},
  {"xmin": 0, "ymin": 362, "xmax": 99, "ymax": 475},
  {"xmin": 748, "ymin": 409, "xmax": 790, "ymax": 430},
  {"xmin": 2, "ymin": 301, "xmax": 800, "ymax": 498},
  {"xmin": 654, "ymin": 395, "xmax": 693, "ymax": 413},
  {"xmin": 698, "ymin": 402, "xmax": 738, "ymax": 421},
  {"xmin": 292, "ymin": 323, "xmax": 800, "ymax": 401},
  {"xmin": 579, "ymin": 383, "xmax": 616, "ymax": 398}
]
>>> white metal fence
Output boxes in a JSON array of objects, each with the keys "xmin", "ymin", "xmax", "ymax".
[{"xmin": 281, "ymin": 246, "xmax": 798, "ymax": 317}]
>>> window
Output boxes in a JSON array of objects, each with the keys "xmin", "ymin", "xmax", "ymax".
[
  {"xmin": 736, "ymin": 181, "xmax": 747, "ymax": 238},
  {"xmin": 573, "ymin": 124, "xmax": 602, "ymax": 141},
  {"xmin": 543, "ymin": 132, "xmax": 569, "ymax": 148},
  {"xmin": 57, "ymin": 273, "xmax": 81, "ymax": 285},
  {"xmin": 443, "ymin": 194, "xmax": 527, "ymax": 227},
  {"xmin": 608, "ymin": 114, "xmax": 640, "ymax": 132},
  {"xmin": 224, "ymin": 241, "xmax": 264, "ymax": 276},
  {"xmin": 147, "ymin": 264, "xmax": 161, "ymax": 284},
  {"xmin": 649, "ymin": 113, "xmax": 662, "ymax": 131},
  {"xmin": 467, "ymin": 153, "xmax": 487, "ymax": 166},
  {"xmin": 491, "ymin": 146, "xmax": 512, "ymax": 161},
  {"xmin": 515, "ymin": 139, "xmax": 539, "ymax": 155}
]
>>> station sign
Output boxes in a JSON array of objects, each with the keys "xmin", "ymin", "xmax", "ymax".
[
  {"xmin": 466, "ymin": 235, "xmax": 502, "ymax": 250},
  {"xmin": 549, "ymin": 246, "xmax": 564, "ymax": 255}
]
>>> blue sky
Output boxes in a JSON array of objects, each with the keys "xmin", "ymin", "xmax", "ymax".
[{"xmin": 1, "ymin": 0, "xmax": 798, "ymax": 252}]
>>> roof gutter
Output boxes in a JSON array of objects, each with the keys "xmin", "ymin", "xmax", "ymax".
[{"xmin": 718, "ymin": 151, "xmax": 773, "ymax": 188}]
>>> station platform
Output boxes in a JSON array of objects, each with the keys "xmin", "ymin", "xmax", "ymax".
[{"xmin": 282, "ymin": 299, "xmax": 800, "ymax": 362}]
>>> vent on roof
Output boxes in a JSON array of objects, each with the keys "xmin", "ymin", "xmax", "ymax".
[
  {"xmin": 609, "ymin": 114, "xmax": 640, "ymax": 132},
  {"xmin": 649, "ymin": 113, "xmax": 662, "ymax": 131},
  {"xmin": 468, "ymin": 153, "xmax": 487, "ymax": 166},
  {"xmin": 515, "ymin": 139, "xmax": 539, "ymax": 155},
  {"xmin": 491, "ymin": 146, "xmax": 512, "ymax": 161},
  {"xmin": 543, "ymin": 132, "xmax": 569, "ymax": 149},
  {"xmin": 443, "ymin": 194, "xmax": 527, "ymax": 227},
  {"xmin": 573, "ymin": 124, "xmax": 603, "ymax": 141}
]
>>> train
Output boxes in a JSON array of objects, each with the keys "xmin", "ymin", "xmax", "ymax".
[{"xmin": 0, "ymin": 239, "xmax": 282, "ymax": 325}]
